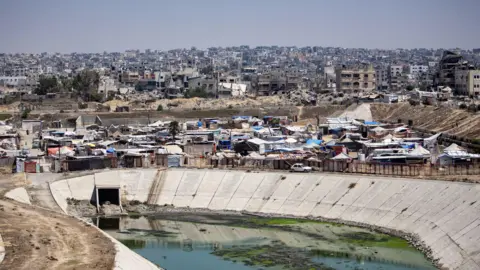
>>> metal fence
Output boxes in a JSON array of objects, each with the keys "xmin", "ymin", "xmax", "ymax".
[{"xmin": 62, "ymin": 157, "xmax": 117, "ymax": 172}]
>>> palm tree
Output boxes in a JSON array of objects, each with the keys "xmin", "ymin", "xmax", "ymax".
[{"xmin": 169, "ymin": 121, "xmax": 180, "ymax": 142}]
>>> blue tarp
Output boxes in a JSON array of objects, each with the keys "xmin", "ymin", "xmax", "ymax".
[
  {"xmin": 364, "ymin": 121, "xmax": 380, "ymax": 125},
  {"xmin": 106, "ymin": 147, "xmax": 116, "ymax": 153},
  {"xmin": 167, "ymin": 155, "xmax": 182, "ymax": 167},
  {"xmin": 197, "ymin": 121, "xmax": 203, "ymax": 127},
  {"xmin": 401, "ymin": 144, "xmax": 415, "ymax": 149},
  {"xmin": 275, "ymin": 148, "xmax": 294, "ymax": 152},
  {"xmin": 232, "ymin": 116, "xmax": 250, "ymax": 120},
  {"xmin": 306, "ymin": 139, "xmax": 323, "ymax": 145},
  {"xmin": 252, "ymin": 126, "xmax": 264, "ymax": 131}
]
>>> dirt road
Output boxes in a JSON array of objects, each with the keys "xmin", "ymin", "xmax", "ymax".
[{"xmin": 0, "ymin": 175, "xmax": 115, "ymax": 270}]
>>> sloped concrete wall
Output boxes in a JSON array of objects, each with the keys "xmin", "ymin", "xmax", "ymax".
[
  {"xmin": 50, "ymin": 168, "xmax": 480, "ymax": 270},
  {"xmin": 5, "ymin": 187, "xmax": 32, "ymax": 205}
]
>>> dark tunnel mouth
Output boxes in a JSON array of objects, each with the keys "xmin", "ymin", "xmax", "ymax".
[{"xmin": 97, "ymin": 188, "xmax": 120, "ymax": 206}]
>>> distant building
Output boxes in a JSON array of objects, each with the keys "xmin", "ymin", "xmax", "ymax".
[
  {"xmin": 335, "ymin": 65, "xmax": 376, "ymax": 92},
  {"xmin": 389, "ymin": 65, "xmax": 404, "ymax": 90},
  {"xmin": 435, "ymin": 50, "xmax": 463, "ymax": 89},
  {"xmin": 218, "ymin": 75, "xmax": 239, "ymax": 83},
  {"xmin": 253, "ymin": 72, "xmax": 299, "ymax": 96},
  {"xmin": 218, "ymin": 82, "xmax": 247, "ymax": 97},
  {"xmin": 188, "ymin": 76, "xmax": 216, "ymax": 93},
  {"xmin": 0, "ymin": 76, "xmax": 28, "ymax": 87},
  {"xmin": 375, "ymin": 68, "xmax": 389, "ymax": 91},
  {"xmin": 455, "ymin": 69, "xmax": 480, "ymax": 97},
  {"xmin": 409, "ymin": 65, "xmax": 428, "ymax": 75},
  {"xmin": 97, "ymin": 76, "xmax": 117, "ymax": 97},
  {"xmin": 118, "ymin": 71, "xmax": 140, "ymax": 85}
]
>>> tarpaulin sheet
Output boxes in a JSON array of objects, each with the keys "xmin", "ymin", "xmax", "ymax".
[
  {"xmin": 167, "ymin": 155, "xmax": 182, "ymax": 168},
  {"xmin": 24, "ymin": 161, "xmax": 37, "ymax": 173}
]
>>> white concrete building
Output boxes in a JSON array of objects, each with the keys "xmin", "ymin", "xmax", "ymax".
[
  {"xmin": 390, "ymin": 65, "xmax": 403, "ymax": 77},
  {"xmin": 0, "ymin": 76, "xmax": 28, "ymax": 87},
  {"xmin": 409, "ymin": 65, "xmax": 428, "ymax": 75},
  {"xmin": 389, "ymin": 65, "xmax": 404, "ymax": 90},
  {"xmin": 455, "ymin": 69, "xmax": 480, "ymax": 96},
  {"xmin": 98, "ymin": 76, "xmax": 117, "ymax": 96}
]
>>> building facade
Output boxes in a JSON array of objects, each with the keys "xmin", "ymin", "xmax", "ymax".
[
  {"xmin": 98, "ymin": 76, "xmax": 117, "ymax": 97},
  {"xmin": 409, "ymin": 65, "xmax": 429, "ymax": 75},
  {"xmin": 389, "ymin": 65, "xmax": 404, "ymax": 90},
  {"xmin": 375, "ymin": 68, "xmax": 389, "ymax": 91},
  {"xmin": 435, "ymin": 51, "xmax": 462, "ymax": 89},
  {"xmin": 335, "ymin": 65, "xmax": 376, "ymax": 92},
  {"xmin": 455, "ymin": 69, "xmax": 480, "ymax": 97}
]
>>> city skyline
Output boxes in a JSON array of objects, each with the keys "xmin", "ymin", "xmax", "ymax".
[{"xmin": 1, "ymin": 0, "xmax": 480, "ymax": 53}]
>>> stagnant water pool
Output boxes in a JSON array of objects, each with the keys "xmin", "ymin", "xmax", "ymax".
[{"xmin": 94, "ymin": 213, "xmax": 436, "ymax": 270}]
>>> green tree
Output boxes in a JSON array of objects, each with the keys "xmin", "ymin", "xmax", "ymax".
[
  {"xmin": 406, "ymin": 85, "xmax": 414, "ymax": 91},
  {"xmin": 157, "ymin": 104, "xmax": 163, "ymax": 111},
  {"xmin": 185, "ymin": 87, "xmax": 208, "ymax": 98},
  {"xmin": 169, "ymin": 121, "xmax": 180, "ymax": 141},
  {"xmin": 73, "ymin": 70, "xmax": 100, "ymax": 101},
  {"xmin": 59, "ymin": 76, "xmax": 74, "ymax": 91},
  {"xmin": 21, "ymin": 108, "xmax": 31, "ymax": 119},
  {"xmin": 34, "ymin": 76, "xmax": 59, "ymax": 95}
]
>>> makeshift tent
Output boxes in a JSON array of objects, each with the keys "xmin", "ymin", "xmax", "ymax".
[
  {"xmin": 371, "ymin": 126, "xmax": 386, "ymax": 132},
  {"xmin": 304, "ymin": 143, "xmax": 320, "ymax": 149},
  {"xmin": 409, "ymin": 145, "xmax": 430, "ymax": 157},
  {"xmin": 331, "ymin": 152, "xmax": 352, "ymax": 160},
  {"xmin": 165, "ymin": 145, "xmax": 183, "ymax": 154},
  {"xmin": 48, "ymin": 146, "xmax": 74, "ymax": 156},
  {"xmin": 285, "ymin": 138, "xmax": 297, "ymax": 143},
  {"xmin": 306, "ymin": 139, "xmax": 323, "ymax": 145},
  {"xmin": 444, "ymin": 143, "xmax": 464, "ymax": 152},
  {"xmin": 148, "ymin": 120, "xmax": 164, "ymax": 127}
]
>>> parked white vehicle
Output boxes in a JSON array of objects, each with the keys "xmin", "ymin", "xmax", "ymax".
[{"xmin": 290, "ymin": 163, "xmax": 312, "ymax": 172}]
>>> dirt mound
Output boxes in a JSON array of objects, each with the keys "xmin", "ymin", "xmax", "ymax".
[
  {"xmin": 0, "ymin": 199, "xmax": 115, "ymax": 270},
  {"xmin": 339, "ymin": 103, "xmax": 372, "ymax": 121},
  {"xmin": 371, "ymin": 103, "xmax": 480, "ymax": 139},
  {"xmin": 0, "ymin": 102, "xmax": 20, "ymax": 113},
  {"xmin": 103, "ymin": 96, "xmax": 288, "ymax": 112}
]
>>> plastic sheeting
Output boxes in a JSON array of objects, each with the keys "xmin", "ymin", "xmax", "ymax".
[{"xmin": 167, "ymin": 155, "xmax": 182, "ymax": 167}]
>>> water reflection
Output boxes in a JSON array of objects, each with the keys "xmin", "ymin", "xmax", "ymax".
[{"xmin": 95, "ymin": 215, "xmax": 436, "ymax": 270}]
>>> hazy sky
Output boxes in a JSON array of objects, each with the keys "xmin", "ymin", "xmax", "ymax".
[{"xmin": 1, "ymin": 0, "xmax": 479, "ymax": 53}]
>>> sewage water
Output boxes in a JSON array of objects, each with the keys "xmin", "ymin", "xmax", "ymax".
[{"xmin": 95, "ymin": 214, "xmax": 436, "ymax": 270}]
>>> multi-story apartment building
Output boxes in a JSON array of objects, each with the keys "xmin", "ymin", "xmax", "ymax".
[
  {"xmin": 389, "ymin": 65, "xmax": 405, "ymax": 90},
  {"xmin": 118, "ymin": 71, "xmax": 140, "ymax": 85},
  {"xmin": 335, "ymin": 65, "xmax": 376, "ymax": 92},
  {"xmin": 435, "ymin": 50, "xmax": 463, "ymax": 89},
  {"xmin": 97, "ymin": 76, "xmax": 117, "ymax": 97},
  {"xmin": 375, "ymin": 68, "xmax": 389, "ymax": 91},
  {"xmin": 409, "ymin": 64, "xmax": 429, "ymax": 75},
  {"xmin": 252, "ymin": 71, "xmax": 299, "ymax": 96},
  {"xmin": 455, "ymin": 68, "xmax": 480, "ymax": 97}
]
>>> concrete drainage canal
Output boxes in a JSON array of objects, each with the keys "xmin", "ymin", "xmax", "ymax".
[
  {"xmin": 92, "ymin": 213, "xmax": 436, "ymax": 270},
  {"xmin": 55, "ymin": 169, "xmax": 480, "ymax": 269}
]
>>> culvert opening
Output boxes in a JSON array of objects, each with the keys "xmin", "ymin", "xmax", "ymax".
[{"xmin": 97, "ymin": 188, "xmax": 120, "ymax": 206}]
